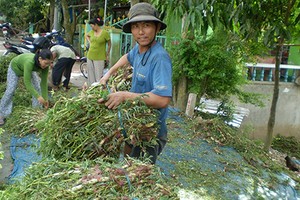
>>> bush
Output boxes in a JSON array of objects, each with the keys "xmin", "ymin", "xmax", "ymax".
[
  {"xmin": 0, "ymin": 54, "xmax": 17, "ymax": 83},
  {"xmin": 272, "ymin": 135, "xmax": 300, "ymax": 159},
  {"xmin": 169, "ymin": 29, "xmax": 248, "ymax": 99}
]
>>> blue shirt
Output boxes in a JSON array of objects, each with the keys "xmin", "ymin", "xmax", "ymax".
[{"xmin": 127, "ymin": 42, "xmax": 172, "ymax": 140}]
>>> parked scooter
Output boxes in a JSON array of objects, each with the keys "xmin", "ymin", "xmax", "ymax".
[
  {"xmin": 0, "ymin": 22, "xmax": 15, "ymax": 40},
  {"xmin": 20, "ymin": 34, "xmax": 35, "ymax": 45},
  {"xmin": 2, "ymin": 36, "xmax": 51, "ymax": 56},
  {"xmin": 2, "ymin": 41, "xmax": 34, "ymax": 56}
]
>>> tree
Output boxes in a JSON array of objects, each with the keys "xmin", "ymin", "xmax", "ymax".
[
  {"xmin": 0, "ymin": 0, "xmax": 48, "ymax": 33},
  {"xmin": 151, "ymin": 0, "xmax": 237, "ymax": 111},
  {"xmin": 61, "ymin": 0, "xmax": 76, "ymax": 44},
  {"xmin": 231, "ymin": 0, "xmax": 300, "ymax": 151},
  {"xmin": 153, "ymin": 0, "xmax": 300, "ymax": 151}
]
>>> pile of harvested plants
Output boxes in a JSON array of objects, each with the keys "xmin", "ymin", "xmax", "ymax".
[
  {"xmin": 1, "ymin": 64, "xmax": 175, "ymax": 198},
  {"xmin": 1, "ymin": 157, "xmax": 179, "ymax": 199},
  {"xmin": 38, "ymin": 84, "xmax": 159, "ymax": 161},
  {"xmin": 32, "ymin": 64, "xmax": 158, "ymax": 161},
  {"xmin": 4, "ymin": 64, "xmax": 159, "ymax": 161},
  {"xmin": 4, "ymin": 106, "xmax": 46, "ymax": 137}
]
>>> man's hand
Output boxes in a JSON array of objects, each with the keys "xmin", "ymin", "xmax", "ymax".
[
  {"xmin": 98, "ymin": 91, "xmax": 126, "ymax": 109},
  {"xmin": 99, "ymin": 73, "xmax": 110, "ymax": 86}
]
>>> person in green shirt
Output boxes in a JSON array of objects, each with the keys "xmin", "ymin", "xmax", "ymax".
[
  {"xmin": 0, "ymin": 49, "xmax": 53, "ymax": 126},
  {"xmin": 86, "ymin": 17, "xmax": 111, "ymax": 86}
]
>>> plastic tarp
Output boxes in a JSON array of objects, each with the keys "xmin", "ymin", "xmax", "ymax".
[
  {"xmin": 157, "ymin": 107, "xmax": 300, "ymax": 199},
  {"xmin": 8, "ymin": 134, "xmax": 41, "ymax": 184}
]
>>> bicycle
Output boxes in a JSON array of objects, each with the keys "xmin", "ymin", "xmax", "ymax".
[
  {"xmin": 79, "ymin": 45, "xmax": 109, "ymax": 79},
  {"xmin": 79, "ymin": 44, "xmax": 89, "ymax": 79},
  {"xmin": 80, "ymin": 57, "xmax": 88, "ymax": 79}
]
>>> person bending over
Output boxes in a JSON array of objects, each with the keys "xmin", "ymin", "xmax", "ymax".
[{"xmin": 0, "ymin": 49, "xmax": 53, "ymax": 126}]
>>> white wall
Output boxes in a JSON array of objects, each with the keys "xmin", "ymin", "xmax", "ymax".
[{"xmin": 237, "ymin": 82, "xmax": 300, "ymax": 140}]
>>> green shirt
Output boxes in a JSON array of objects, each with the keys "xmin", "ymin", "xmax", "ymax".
[
  {"xmin": 11, "ymin": 53, "xmax": 49, "ymax": 100},
  {"xmin": 87, "ymin": 29, "xmax": 110, "ymax": 60}
]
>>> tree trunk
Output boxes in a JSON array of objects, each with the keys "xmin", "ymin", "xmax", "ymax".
[
  {"xmin": 61, "ymin": 0, "xmax": 75, "ymax": 44},
  {"xmin": 49, "ymin": 0, "xmax": 55, "ymax": 30},
  {"xmin": 264, "ymin": 42, "xmax": 283, "ymax": 151},
  {"xmin": 173, "ymin": 14, "xmax": 191, "ymax": 111},
  {"xmin": 173, "ymin": 75, "xmax": 188, "ymax": 111}
]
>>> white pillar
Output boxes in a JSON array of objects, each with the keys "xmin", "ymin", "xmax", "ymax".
[
  {"xmin": 185, "ymin": 93, "xmax": 197, "ymax": 117},
  {"xmin": 104, "ymin": 0, "xmax": 107, "ymax": 23},
  {"xmin": 53, "ymin": 0, "xmax": 59, "ymax": 31},
  {"xmin": 88, "ymin": 0, "xmax": 91, "ymax": 20}
]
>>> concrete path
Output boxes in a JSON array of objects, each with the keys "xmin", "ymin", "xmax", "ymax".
[{"xmin": 69, "ymin": 61, "xmax": 88, "ymax": 89}]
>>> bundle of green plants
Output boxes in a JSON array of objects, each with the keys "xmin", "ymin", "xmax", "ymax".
[
  {"xmin": 4, "ymin": 106, "xmax": 46, "ymax": 137},
  {"xmin": 0, "ymin": 157, "xmax": 179, "ymax": 199},
  {"xmin": 108, "ymin": 63, "xmax": 133, "ymax": 92},
  {"xmin": 37, "ymin": 85, "xmax": 120, "ymax": 160},
  {"xmin": 3, "ymin": 63, "xmax": 159, "ymax": 161},
  {"xmin": 37, "ymin": 84, "xmax": 159, "ymax": 161}
]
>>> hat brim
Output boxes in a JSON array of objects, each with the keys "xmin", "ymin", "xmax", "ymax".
[{"xmin": 122, "ymin": 15, "xmax": 167, "ymax": 33}]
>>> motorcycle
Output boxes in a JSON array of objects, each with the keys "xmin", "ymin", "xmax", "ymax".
[
  {"xmin": 3, "ymin": 30, "xmax": 77, "ymax": 57},
  {"xmin": 20, "ymin": 35, "xmax": 36, "ymax": 45},
  {"xmin": 2, "ymin": 41, "xmax": 35, "ymax": 56},
  {"xmin": 0, "ymin": 22, "xmax": 14, "ymax": 40},
  {"xmin": 3, "ymin": 36, "xmax": 48, "ymax": 56}
]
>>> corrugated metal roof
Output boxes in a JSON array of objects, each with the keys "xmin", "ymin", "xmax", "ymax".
[{"xmin": 195, "ymin": 98, "xmax": 250, "ymax": 128}]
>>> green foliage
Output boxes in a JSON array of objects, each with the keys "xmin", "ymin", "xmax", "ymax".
[
  {"xmin": 272, "ymin": 135, "xmax": 300, "ymax": 159},
  {"xmin": 0, "ymin": 0, "xmax": 47, "ymax": 31},
  {"xmin": 234, "ymin": 89, "xmax": 265, "ymax": 107},
  {"xmin": 216, "ymin": 98, "xmax": 235, "ymax": 123},
  {"xmin": 0, "ymin": 54, "xmax": 17, "ymax": 83},
  {"xmin": 11, "ymin": 80, "xmax": 32, "ymax": 107},
  {"xmin": 189, "ymin": 116, "xmax": 298, "ymax": 180},
  {"xmin": 4, "ymin": 106, "xmax": 45, "ymax": 137},
  {"xmin": 169, "ymin": 29, "xmax": 249, "ymax": 99},
  {"xmin": 161, "ymin": 115, "xmax": 300, "ymax": 198},
  {"xmin": 152, "ymin": 0, "xmax": 233, "ymax": 37},
  {"xmin": 231, "ymin": 0, "xmax": 300, "ymax": 47}
]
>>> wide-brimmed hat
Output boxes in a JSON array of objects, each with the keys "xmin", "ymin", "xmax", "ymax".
[
  {"xmin": 122, "ymin": 3, "xmax": 167, "ymax": 33},
  {"xmin": 89, "ymin": 17, "xmax": 104, "ymax": 26}
]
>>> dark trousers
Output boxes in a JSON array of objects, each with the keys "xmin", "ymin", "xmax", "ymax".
[
  {"xmin": 125, "ymin": 138, "xmax": 167, "ymax": 164},
  {"xmin": 52, "ymin": 58, "xmax": 76, "ymax": 87}
]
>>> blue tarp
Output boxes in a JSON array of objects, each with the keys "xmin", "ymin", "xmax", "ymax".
[
  {"xmin": 157, "ymin": 107, "xmax": 300, "ymax": 199},
  {"xmin": 8, "ymin": 134, "xmax": 41, "ymax": 184}
]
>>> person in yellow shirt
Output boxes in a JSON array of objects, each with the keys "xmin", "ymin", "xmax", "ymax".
[{"xmin": 86, "ymin": 17, "xmax": 111, "ymax": 86}]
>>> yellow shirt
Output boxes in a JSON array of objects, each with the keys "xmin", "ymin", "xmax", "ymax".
[{"xmin": 87, "ymin": 29, "xmax": 110, "ymax": 60}]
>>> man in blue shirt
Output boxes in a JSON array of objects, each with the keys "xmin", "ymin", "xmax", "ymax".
[{"xmin": 99, "ymin": 2, "xmax": 172, "ymax": 164}]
